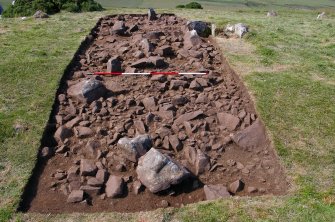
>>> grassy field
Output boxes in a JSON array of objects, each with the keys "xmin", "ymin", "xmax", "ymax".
[
  {"xmin": 1, "ymin": 0, "xmax": 335, "ymax": 10},
  {"xmin": 0, "ymin": 5, "xmax": 335, "ymax": 222}
]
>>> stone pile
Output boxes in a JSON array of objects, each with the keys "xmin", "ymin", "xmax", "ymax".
[{"xmin": 31, "ymin": 10, "xmax": 287, "ymax": 212}]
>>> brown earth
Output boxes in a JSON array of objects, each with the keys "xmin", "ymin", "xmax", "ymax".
[{"xmin": 19, "ymin": 13, "xmax": 288, "ymax": 213}]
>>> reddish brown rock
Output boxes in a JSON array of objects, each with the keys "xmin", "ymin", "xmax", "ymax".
[
  {"xmin": 217, "ymin": 112, "xmax": 240, "ymax": 131},
  {"xmin": 67, "ymin": 190, "xmax": 84, "ymax": 203},
  {"xmin": 204, "ymin": 184, "xmax": 231, "ymax": 200},
  {"xmin": 80, "ymin": 159, "xmax": 97, "ymax": 176},
  {"xmin": 105, "ymin": 175, "xmax": 124, "ymax": 198},
  {"xmin": 228, "ymin": 180, "xmax": 244, "ymax": 194}
]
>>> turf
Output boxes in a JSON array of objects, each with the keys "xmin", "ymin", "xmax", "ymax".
[{"xmin": 0, "ymin": 6, "xmax": 335, "ymax": 222}]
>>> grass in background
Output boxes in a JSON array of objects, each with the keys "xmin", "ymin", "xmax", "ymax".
[{"xmin": 0, "ymin": 6, "xmax": 335, "ymax": 222}]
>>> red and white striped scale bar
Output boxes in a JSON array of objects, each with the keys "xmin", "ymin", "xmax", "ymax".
[{"xmin": 86, "ymin": 71, "xmax": 208, "ymax": 76}]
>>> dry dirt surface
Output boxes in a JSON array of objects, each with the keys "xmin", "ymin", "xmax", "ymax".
[{"xmin": 19, "ymin": 13, "xmax": 288, "ymax": 213}]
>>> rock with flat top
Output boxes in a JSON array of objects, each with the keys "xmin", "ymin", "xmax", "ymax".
[
  {"xmin": 217, "ymin": 112, "xmax": 240, "ymax": 131},
  {"xmin": 67, "ymin": 79, "xmax": 107, "ymax": 103},
  {"xmin": 204, "ymin": 184, "xmax": 231, "ymax": 200},
  {"xmin": 67, "ymin": 190, "xmax": 84, "ymax": 203}
]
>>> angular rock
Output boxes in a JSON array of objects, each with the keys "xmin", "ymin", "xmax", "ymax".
[
  {"xmin": 142, "ymin": 97, "xmax": 157, "ymax": 111},
  {"xmin": 67, "ymin": 190, "xmax": 84, "ymax": 203},
  {"xmin": 189, "ymin": 79, "xmax": 202, "ymax": 91},
  {"xmin": 169, "ymin": 135, "xmax": 182, "ymax": 152},
  {"xmin": 187, "ymin": 21, "xmax": 211, "ymax": 37},
  {"xmin": 149, "ymin": 56, "xmax": 165, "ymax": 68},
  {"xmin": 105, "ymin": 175, "xmax": 124, "ymax": 198},
  {"xmin": 87, "ymin": 177, "xmax": 103, "ymax": 187},
  {"xmin": 183, "ymin": 30, "xmax": 202, "ymax": 49},
  {"xmin": 117, "ymin": 134, "xmax": 152, "ymax": 162},
  {"xmin": 170, "ymin": 80, "xmax": 188, "ymax": 90},
  {"xmin": 145, "ymin": 31, "xmax": 164, "ymax": 40},
  {"xmin": 195, "ymin": 149, "xmax": 210, "ymax": 175},
  {"xmin": 107, "ymin": 57, "xmax": 122, "ymax": 72},
  {"xmin": 54, "ymin": 126, "xmax": 73, "ymax": 143},
  {"xmin": 131, "ymin": 58, "xmax": 149, "ymax": 68},
  {"xmin": 232, "ymin": 119, "xmax": 267, "ymax": 149},
  {"xmin": 184, "ymin": 145, "xmax": 197, "ymax": 165},
  {"xmin": 134, "ymin": 120, "xmax": 147, "ymax": 134},
  {"xmin": 133, "ymin": 180, "xmax": 143, "ymax": 195},
  {"xmin": 75, "ymin": 126, "xmax": 94, "ymax": 138},
  {"xmin": 204, "ymin": 184, "xmax": 231, "ymax": 200},
  {"xmin": 172, "ymin": 95, "xmax": 188, "ymax": 106},
  {"xmin": 174, "ymin": 110, "xmax": 203, "ymax": 125},
  {"xmin": 136, "ymin": 148, "xmax": 190, "ymax": 193},
  {"xmin": 96, "ymin": 169, "xmax": 108, "ymax": 182},
  {"xmin": 217, "ymin": 112, "xmax": 240, "ymax": 131},
  {"xmin": 140, "ymin": 39, "xmax": 155, "ymax": 54},
  {"xmin": 80, "ymin": 159, "xmax": 97, "ymax": 176},
  {"xmin": 67, "ymin": 79, "xmax": 107, "ymax": 103},
  {"xmin": 157, "ymin": 46, "xmax": 174, "ymax": 57},
  {"xmin": 228, "ymin": 180, "xmax": 244, "ymax": 194},
  {"xmin": 111, "ymin": 21, "xmax": 126, "ymax": 35}
]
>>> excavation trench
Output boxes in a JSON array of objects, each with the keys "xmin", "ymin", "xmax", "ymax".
[{"xmin": 19, "ymin": 13, "xmax": 288, "ymax": 213}]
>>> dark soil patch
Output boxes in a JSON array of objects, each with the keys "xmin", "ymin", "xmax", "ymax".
[{"xmin": 19, "ymin": 13, "xmax": 288, "ymax": 213}]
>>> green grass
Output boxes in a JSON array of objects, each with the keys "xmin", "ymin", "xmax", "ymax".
[
  {"xmin": 2, "ymin": 0, "xmax": 335, "ymax": 10},
  {"xmin": 0, "ymin": 6, "xmax": 335, "ymax": 222}
]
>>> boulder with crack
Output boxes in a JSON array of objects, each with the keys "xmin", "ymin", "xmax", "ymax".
[{"xmin": 136, "ymin": 148, "xmax": 190, "ymax": 193}]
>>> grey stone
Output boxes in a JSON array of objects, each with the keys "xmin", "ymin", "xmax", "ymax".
[
  {"xmin": 186, "ymin": 21, "xmax": 211, "ymax": 37},
  {"xmin": 136, "ymin": 148, "xmax": 190, "ymax": 193},
  {"xmin": 67, "ymin": 79, "xmax": 107, "ymax": 103},
  {"xmin": 117, "ymin": 134, "xmax": 152, "ymax": 162}
]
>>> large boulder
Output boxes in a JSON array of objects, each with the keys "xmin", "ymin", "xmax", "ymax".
[
  {"xmin": 186, "ymin": 21, "xmax": 211, "ymax": 37},
  {"xmin": 67, "ymin": 79, "xmax": 107, "ymax": 103},
  {"xmin": 117, "ymin": 134, "xmax": 152, "ymax": 162},
  {"xmin": 136, "ymin": 148, "xmax": 190, "ymax": 193}
]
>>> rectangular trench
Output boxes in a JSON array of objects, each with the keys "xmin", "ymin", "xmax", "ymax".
[{"xmin": 18, "ymin": 13, "xmax": 288, "ymax": 213}]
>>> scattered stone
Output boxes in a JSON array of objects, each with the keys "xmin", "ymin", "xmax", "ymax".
[
  {"xmin": 75, "ymin": 126, "xmax": 94, "ymax": 138},
  {"xmin": 107, "ymin": 57, "xmax": 122, "ymax": 72},
  {"xmin": 172, "ymin": 95, "xmax": 188, "ymax": 106},
  {"xmin": 267, "ymin": 10, "xmax": 278, "ymax": 17},
  {"xmin": 67, "ymin": 79, "xmax": 107, "ymax": 103},
  {"xmin": 174, "ymin": 110, "xmax": 203, "ymax": 125},
  {"xmin": 136, "ymin": 148, "xmax": 190, "ymax": 193},
  {"xmin": 169, "ymin": 135, "xmax": 182, "ymax": 152},
  {"xmin": 170, "ymin": 80, "xmax": 188, "ymax": 90},
  {"xmin": 204, "ymin": 184, "xmax": 231, "ymax": 200},
  {"xmin": 111, "ymin": 21, "xmax": 126, "ymax": 35},
  {"xmin": 80, "ymin": 159, "xmax": 97, "ymax": 176},
  {"xmin": 217, "ymin": 112, "xmax": 240, "ymax": 131},
  {"xmin": 54, "ymin": 126, "xmax": 73, "ymax": 143},
  {"xmin": 40, "ymin": 146, "xmax": 54, "ymax": 158},
  {"xmin": 195, "ymin": 149, "xmax": 210, "ymax": 175},
  {"xmin": 228, "ymin": 180, "xmax": 244, "ymax": 194},
  {"xmin": 160, "ymin": 200, "xmax": 169, "ymax": 208},
  {"xmin": 105, "ymin": 175, "xmax": 124, "ymax": 198},
  {"xmin": 184, "ymin": 30, "xmax": 202, "ymax": 48},
  {"xmin": 142, "ymin": 97, "xmax": 157, "ymax": 111},
  {"xmin": 133, "ymin": 180, "xmax": 143, "ymax": 195},
  {"xmin": 67, "ymin": 190, "xmax": 84, "ymax": 203},
  {"xmin": 117, "ymin": 134, "xmax": 152, "ymax": 162},
  {"xmin": 232, "ymin": 119, "xmax": 267, "ymax": 149}
]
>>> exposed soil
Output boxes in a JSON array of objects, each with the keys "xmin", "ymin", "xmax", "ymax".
[{"xmin": 20, "ymin": 13, "xmax": 288, "ymax": 213}]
